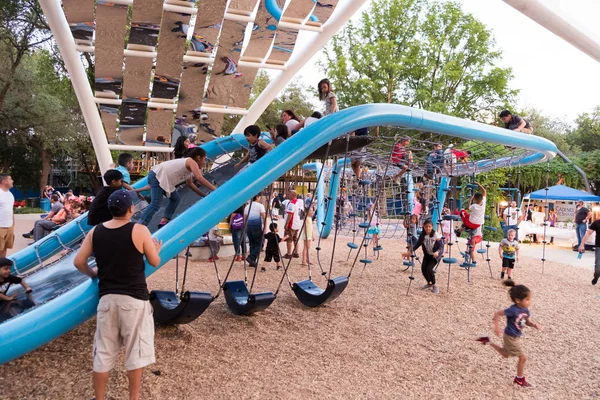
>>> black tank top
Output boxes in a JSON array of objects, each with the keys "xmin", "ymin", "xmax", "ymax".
[{"xmin": 93, "ymin": 222, "xmax": 148, "ymax": 300}]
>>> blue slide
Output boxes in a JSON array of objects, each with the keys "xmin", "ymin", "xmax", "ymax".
[{"xmin": 0, "ymin": 104, "xmax": 558, "ymax": 365}]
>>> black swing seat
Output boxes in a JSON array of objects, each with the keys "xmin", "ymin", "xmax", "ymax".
[
  {"xmin": 223, "ymin": 280, "xmax": 276, "ymax": 316},
  {"xmin": 149, "ymin": 290, "xmax": 213, "ymax": 325},
  {"xmin": 292, "ymin": 276, "xmax": 349, "ymax": 308}
]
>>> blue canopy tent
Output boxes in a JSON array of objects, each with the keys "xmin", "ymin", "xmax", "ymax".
[{"xmin": 524, "ymin": 185, "xmax": 600, "ymax": 202}]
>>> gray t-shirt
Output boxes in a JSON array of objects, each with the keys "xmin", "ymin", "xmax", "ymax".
[
  {"xmin": 504, "ymin": 114, "xmax": 531, "ymax": 130},
  {"xmin": 50, "ymin": 201, "xmax": 63, "ymax": 214},
  {"xmin": 499, "ymin": 238, "xmax": 519, "ymax": 259}
]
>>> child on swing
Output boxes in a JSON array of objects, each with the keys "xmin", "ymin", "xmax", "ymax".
[{"xmin": 457, "ymin": 182, "xmax": 486, "ymax": 261}]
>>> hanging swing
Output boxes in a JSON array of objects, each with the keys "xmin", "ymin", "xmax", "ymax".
[{"xmin": 149, "ymin": 247, "xmax": 213, "ymax": 325}]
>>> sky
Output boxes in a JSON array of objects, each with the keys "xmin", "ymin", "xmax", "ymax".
[{"xmin": 288, "ymin": 0, "xmax": 600, "ymax": 124}]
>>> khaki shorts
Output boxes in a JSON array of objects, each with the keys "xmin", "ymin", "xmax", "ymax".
[
  {"xmin": 0, "ymin": 226, "xmax": 14, "ymax": 252},
  {"xmin": 285, "ymin": 227, "xmax": 298, "ymax": 243},
  {"xmin": 93, "ymin": 294, "xmax": 155, "ymax": 372},
  {"xmin": 503, "ymin": 333, "xmax": 524, "ymax": 357}
]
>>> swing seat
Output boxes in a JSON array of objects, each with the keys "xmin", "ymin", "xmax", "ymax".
[
  {"xmin": 347, "ymin": 242, "xmax": 358, "ymax": 249},
  {"xmin": 349, "ymin": 213, "xmax": 358, "ymax": 217},
  {"xmin": 484, "ymin": 226, "xmax": 497, "ymax": 231},
  {"xmin": 358, "ymin": 222, "xmax": 370, "ymax": 229},
  {"xmin": 403, "ymin": 261, "xmax": 414, "ymax": 266},
  {"xmin": 442, "ymin": 215, "xmax": 460, "ymax": 221},
  {"xmin": 442, "ymin": 257, "xmax": 457, "ymax": 264},
  {"xmin": 149, "ymin": 290, "xmax": 213, "ymax": 325},
  {"xmin": 360, "ymin": 259, "xmax": 372, "ymax": 264},
  {"xmin": 223, "ymin": 280, "xmax": 275, "ymax": 316},
  {"xmin": 292, "ymin": 276, "xmax": 349, "ymax": 308},
  {"xmin": 460, "ymin": 262, "xmax": 477, "ymax": 268},
  {"xmin": 476, "ymin": 249, "xmax": 487, "ymax": 254},
  {"xmin": 374, "ymin": 246, "xmax": 383, "ymax": 251}
]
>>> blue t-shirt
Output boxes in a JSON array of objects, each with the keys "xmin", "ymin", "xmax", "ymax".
[
  {"xmin": 116, "ymin": 165, "xmax": 131, "ymax": 184},
  {"xmin": 504, "ymin": 304, "xmax": 530, "ymax": 337}
]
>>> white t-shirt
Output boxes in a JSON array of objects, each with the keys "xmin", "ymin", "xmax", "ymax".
[
  {"xmin": 152, "ymin": 158, "xmax": 193, "ymax": 195},
  {"xmin": 0, "ymin": 188, "xmax": 14, "ymax": 228},
  {"xmin": 469, "ymin": 196, "xmax": 486, "ymax": 225},
  {"xmin": 244, "ymin": 201, "xmax": 265, "ymax": 226},
  {"xmin": 503, "ymin": 206, "xmax": 522, "ymax": 224},
  {"xmin": 208, "ymin": 226, "xmax": 220, "ymax": 241},
  {"xmin": 285, "ymin": 198, "xmax": 305, "ymax": 230},
  {"xmin": 285, "ymin": 119, "xmax": 300, "ymax": 133},
  {"xmin": 304, "ymin": 117, "xmax": 320, "ymax": 128}
]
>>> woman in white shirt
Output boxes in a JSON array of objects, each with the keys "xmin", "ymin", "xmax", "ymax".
[
  {"xmin": 140, "ymin": 147, "xmax": 217, "ymax": 228},
  {"xmin": 281, "ymin": 110, "xmax": 301, "ymax": 134},
  {"xmin": 244, "ymin": 194, "xmax": 266, "ymax": 267}
]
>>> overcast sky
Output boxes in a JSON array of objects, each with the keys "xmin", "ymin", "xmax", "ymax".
[{"xmin": 290, "ymin": 0, "xmax": 600, "ymax": 124}]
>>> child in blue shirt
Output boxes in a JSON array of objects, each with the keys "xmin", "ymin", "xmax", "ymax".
[
  {"xmin": 234, "ymin": 125, "xmax": 273, "ymax": 169},
  {"xmin": 476, "ymin": 281, "xmax": 542, "ymax": 388}
]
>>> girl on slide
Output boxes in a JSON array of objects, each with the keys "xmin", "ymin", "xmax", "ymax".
[{"xmin": 140, "ymin": 147, "xmax": 217, "ymax": 228}]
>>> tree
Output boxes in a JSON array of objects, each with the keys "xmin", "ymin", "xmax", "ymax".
[
  {"xmin": 567, "ymin": 107, "xmax": 600, "ymax": 152},
  {"xmin": 322, "ymin": 0, "xmax": 517, "ymax": 121}
]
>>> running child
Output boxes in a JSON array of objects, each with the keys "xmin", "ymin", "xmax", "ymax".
[
  {"xmin": 0, "ymin": 257, "xmax": 32, "ymax": 301},
  {"xmin": 263, "ymin": 222, "xmax": 288, "ymax": 272},
  {"xmin": 234, "ymin": 125, "xmax": 273, "ymax": 169},
  {"xmin": 458, "ymin": 181, "xmax": 487, "ymax": 260},
  {"xmin": 402, "ymin": 219, "xmax": 442, "ymax": 294},
  {"xmin": 499, "ymin": 229, "xmax": 519, "ymax": 280},
  {"xmin": 477, "ymin": 281, "xmax": 542, "ymax": 388},
  {"xmin": 317, "ymin": 78, "xmax": 339, "ymax": 115},
  {"xmin": 403, "ymin": 214, "xmax": 419, "ymax": 250}
]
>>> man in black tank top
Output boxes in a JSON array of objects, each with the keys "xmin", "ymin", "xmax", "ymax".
[{"xmin": 74, "ymin": 190, "xmax": 162, "ymax": 400}]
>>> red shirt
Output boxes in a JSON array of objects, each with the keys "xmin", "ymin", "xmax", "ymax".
[
  {"xmin": 451, "ymin": 149, "xmax": 469, "ymax": 158},
  {"xmin": 391, "ymin": 143, "xmax": 407, "ymax": 164}
]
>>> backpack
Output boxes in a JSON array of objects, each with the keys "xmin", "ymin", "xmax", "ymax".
[{"xmin": 231, "ymin": 213, "xmax": 244, "ymax": 230}]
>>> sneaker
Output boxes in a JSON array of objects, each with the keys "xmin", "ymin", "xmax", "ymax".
[
  {"xmin": 422, "ymin": 284, "xmax": 432, "ymax": 290},
  {"xmin": 208, "ymin": 257, "xmax": 215, "ymax": 262},
  {"xmin": 292, "ymin": 253, "xmax": 300, "ymax": 258},
  {"xmin": 214, "ymin": 256, "xmax": 219, "ymax": 260},
  {"xmin": 432, "ymin": 286, "xmax": 440, "ymax": 294},
  {"xmin": 260, "ymin": 267, "xmax": 266, "ymax": 272},
  {"xmin": 276, "ymin": 266, "xmax": 282, "ymax": 271},
  {"xmin": 235, "ymin": 256, "xmax": 243, "ymax": 262},
  {"xmin": 246, "ymin": 257, "xmax": 257, "ymax": 267},
  {"xmin": 592, "ymin": 276, "xmax": 599, "ymax": 285},
  {"xmin": 500, "ymin": 272, "xmax": 505, "ymax": 279},
  {"xmin": 157, "ymin": 222, "xmax": 167, "ymax": 230},
  {"xmin": 22, "ymin": 233, "xmax": 33, "ymax": 239},
  {"xmin": 513, "ymin": 376, "xmax": 535, "ymax": 388},
  {"xmin": 476, "ymin": 336, "xmax": 490, "ymax": 345},
  {"xmin": 283, "ymin": 254, "xmax": 292, "ymax": 259}
]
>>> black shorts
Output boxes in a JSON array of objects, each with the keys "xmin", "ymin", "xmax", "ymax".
[
  {"xmin": 502, "ymin": 257, "xmax": 515, "ymax": 269},
  {"xmin": 264, "ymin": 250, "xmax": 280, "ymax": 263}
]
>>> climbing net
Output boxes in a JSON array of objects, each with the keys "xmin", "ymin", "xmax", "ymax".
[{"xmin": 327, "ymin": 126, "xmax": 541, "ymax": 240}]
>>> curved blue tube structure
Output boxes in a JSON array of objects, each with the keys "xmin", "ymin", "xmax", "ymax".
[
  {"xmin": 321, "ymin": 158, "xmax": 350, "ymax": 238},
  {"xmin": 0, "ymin": 104, "xmax": 557, "ymax": 365}
]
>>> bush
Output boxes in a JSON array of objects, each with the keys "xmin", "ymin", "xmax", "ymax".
[{"xmin": 14, "ymin": 207, "xmax": 46, "ymax": 214}]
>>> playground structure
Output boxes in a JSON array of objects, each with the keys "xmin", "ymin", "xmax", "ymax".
[{"xmin": 1, "ymin": 0, "xmax": 599, "ymax": 367}]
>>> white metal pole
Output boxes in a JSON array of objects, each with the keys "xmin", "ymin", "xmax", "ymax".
[
  {"xmin": 232, "ymin": 0, "xmax": 370, "ymax": 133},
  {"xmin": 39, "ymin": 0, "xmax": 114, "ymax": 174},
  {"xmin": 503, "ymin": 0, "xmax": 600, "ymax": 63}
]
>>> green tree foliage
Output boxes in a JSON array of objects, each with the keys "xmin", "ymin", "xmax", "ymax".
[{"xmin": 322, "ymin": 0, "xmax": 517, "ymax": 121}]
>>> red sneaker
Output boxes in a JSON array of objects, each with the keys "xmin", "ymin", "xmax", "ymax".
[
  {"xmin": 513, "ymin": 376, "xmax": 535, "ymax": 388},
  {"xmin": 476, "ymin": 336, "xmax": 490, "ymax": 345},
  {"xmin": 235, "ymin": 256, "xmax": 243, "ymax": 262},
  {"xmin": 208, "ymin": 257, "xmax": 215, "ymax": 262},
  {"xmin": 214, "ymin": 256, "xmax": 219, "ymax": 260}
]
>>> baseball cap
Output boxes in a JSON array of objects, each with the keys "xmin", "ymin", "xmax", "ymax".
[{"xmin": 108, "ymin": 190, "xmax": 136, "ymax": 215}]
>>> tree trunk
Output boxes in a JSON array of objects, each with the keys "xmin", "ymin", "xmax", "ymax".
[
  {"xmin": 39, "ymin": 149, "xmax": 51, "ymax": 196},
  {"xmin": 80, "ymin": 150, "xmax": 101, "ymax": 194}
]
